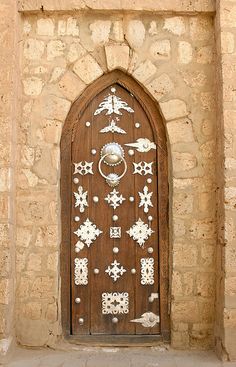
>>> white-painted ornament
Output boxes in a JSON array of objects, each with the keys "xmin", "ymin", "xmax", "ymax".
[
  {"xmin": 75, "ymin": 216, "xmax": 80, "ymax": 222},
  {"xmin": 131, "ymin": 268, "xmax": 136, "ymax": 274},
  {"xmin": 94, "ymin": 268, "xmax": 100, "ymax": 274},
  {"xmin": 105, "ymin": 259, "xmax": 126, "ymax": 282},
  {"xmin": 148, "ymin": 247, "xmax": 154, "ymax": 254},
  {"xmin": 128, "ymin": 149, "xmax": 135, "ymax": 156},
  {"xmin": 127, "ymin": 218, "xmax": 154, "ymax": 248},
  {"xmin": 93, "ymin": 196, "xmax": 99, "ymax": 203},
  {"xmin": 75, "ymin": 297, "xmax": 81, "ymax": 304},
  {"xmin": 148, "ymin": 215, "xmax": 153, "ymax": 221},
  {"xmin": 91, "ymin": 149, "xmax": 97, "ymax": 155},
  {"xmin": 135, "ymin": 122, "xmax": 140, "ymax": 128},
  {"xmin": 138, "ymin": 186, "xmax": 153, "ymax": 214},
  {"xmin": 113, "ymin": 247, "xmax": 119, "ymax": 254},
  {"xmin": 102, "ymin": 292, "xmax": 129, "ymax": 314},
  {"xmin": 73, "ymin": 177, "xmax": 79, "ymax": 184},
  {"xmin": 85, "ymin": 121, "xmax": 91, "ymax": 127},
  {"xmin": 112, "ymin": 317, "xmax": 119, "ymax": 323},
  {"xmin": 129, "ymin": 196, "xmax": 134, "ymax": 202},
  {"xmin": 112, "ymin": 215, "xmax": 119, "ymax": 221}
]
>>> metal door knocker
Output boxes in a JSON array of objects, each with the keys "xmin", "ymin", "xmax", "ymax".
[{"xmin": 99, "ymin": 143, "xmax": 127, "ymax": 187}]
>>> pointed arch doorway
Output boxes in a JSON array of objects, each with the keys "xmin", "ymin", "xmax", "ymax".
[{"xmin": 61, "ymin": 70, "xmax": 170, "ymax": 344}]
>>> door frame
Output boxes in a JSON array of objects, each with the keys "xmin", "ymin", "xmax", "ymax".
[{"xmin": 60, "ymin": 70, "xmax": 170, "ymax": 344}]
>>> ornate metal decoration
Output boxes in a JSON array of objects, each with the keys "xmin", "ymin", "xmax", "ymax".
[
  {"xmin": 102, "ymin": 292, "xmax": 129, "ymax": 314},
  {"xmin": 74, "ymin": 258, "xmax": 88, "ymax": 285},
  {"xmin": 149, "ymin": 293, "xmax": 159, "ymax": 303},
  {"xmin": 94, "ymin": 89, "xmax": 134, "ymax": 116},
  {"xmin": 100, "ymin": 118, "xmax": 126, "ymax": 134},
  {"xmin": 110, "ymin": 227, "xmax": 121, "ymax": 238},
  {"xmin": 74, "ymin": 161, "xmax": 94, "ymax": 175},
  {"xmin": 99, "ymin": 157, "xmax": 127, "ymax": 187},
  {"xmin": 105, "ymin": 189, "xmax": 126, "ymax": 210},
  {"xmin": 138, "ymin": 186, "xmax": 153, "ymax": 213},
  {"xmin": 100, "ymin": 142, "xmax": 124, "ymax": 166},
  {"xmin": 133, "ymin": 162, "xmax": 153, "ymax": 176},
  {"xmin": 140, "ymin": 258, "xmax": 155, "ymax": 285},
  {"xmin": 130, "ymin": 312, "xmax": 160, "ymax": 327},
  {"xmin": 105, "ymin": 259, "xmax": 126, "ymax": 282},
  {"xmin": 126, "ymin": 218, "xmax": 154, "ymax": 248},
  {"xmin": 125, "ymin": 138, "xmax": 156, "ymax": 152},
  {"xmin": 74, "ymin": 186, "xmax": 88, "ymax": 213},
  {"xmin": 74, "ymin": 219, "xmax": 102, "ymax": 248}
]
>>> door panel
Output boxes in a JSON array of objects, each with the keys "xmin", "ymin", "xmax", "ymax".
[{"xmin": 71, "ymin": 83, "xmax": 160, "ymax": 335}]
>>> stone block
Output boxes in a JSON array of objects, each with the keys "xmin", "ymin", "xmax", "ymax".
[
  {"xmin": 37, "ymin": 18, "xmax": 55, "ymax": 36},
  {"xmin": 160, "ymin": 99, "xmax": 188, "ymax": 121},
  {"xmin": 41, "ymin": 95, "xmax": 71, "ymax": 121},
  {"xmin": 47, "ymin": 252, "xmax": 58, "ymax": 272},
  {"xmin": 18, "ymin": 169, "xmax": 39, "ymax": 188},
  {"xmin": 189, "ymin": 219, "xmax": 215, "ymax": 240},
  {"xmin": 225, "ymin": 187, "xmax": 236, "ymax": 210},
  {"xmin": 190, "ymin": 16, "xmax": 213, "ymax": 41},
  {"xmin": 225, "ymin": 246, "xmax": 236, "ymax": 269},
  {"xmin": 173, "ymin": 243, "xmax": 197, "ymax": 267},
  {"xmin": 21, "ymin": 145, "xmax": 34, "ymax": 167},
  {"xmin": 23, "ymin": 77, "xmax": 44, "ymax": 96},
  {"xmin": 225, "ymin": 277, "xmax": 236, "ymax": 296},
  {"xmin": 221, "ymin": 32, "xmax": 234, "ymax": 54},
  {"xmin": 27, "ymin": 253, "xmax": 42, "ymax": 272},
  {"xmin": 35, "ymin": 226, "xmax": 58, "ymax": 248},
  {"xmin": 66, "ymin": 41, "xmax": 86, "ymax": 63},
  {"xmin": 23, "ymin": 302, "xmax": 42, "ymax": 320},
  {"xmin": 172, "ymin": 271, "xmax": 194, "ymax": 296},
  {"xmin": 196, "ymin": 272, "xmax": 215, "ymax": 297},
  {"xmin": 0, "ymin": 224, "xmax": 10, "ymax": 247},
  {"xmin": 126, "ymin": 20, "xmax": 145, "ymax": 49},
  {"xmin": 133, "ymin": 60, "xmax": 157, "ymax": 83},
  {"xmin": 196, "ymin": 46, "xmax": 213, "ymax": 64},
  {"xmin": 58, "ymin": 71, "xmax": 86, "ymax": 101},
  {"xmin": 150, "ymin": 40, "xmax": 170, "ymax": 60},
  {"xmin": 148, "ymin": 21, "xmax": 158, "ymax": 36},
  {"xmin": 58, "ymin": 17, "xmax": 79, "ymax": 36},
  {"xmin": 172, "ymin": 152, "xmax": 197, "ymax": 172},
  {"xmin": 16, "ymin": 318, "xmax": 49, "ymax": 347},
  {"xmin": 73, "ymin": 54, "xmax": 103, "ymax": 84},
  {"xmin": 105, "ymin": 44, "xmax": 130, "ymax": 71},
  {"xmin": 31, "ymin": 276, "xmax": 54, "ymax": 298},
  {"xmin": 17, "ymin": 277, "xmax": 31, "ymax": 298},
  {"xmin": 173, "ymin": 192, "xmax": 194, "ymax": 215},
  {"xmin": 200, "ymin": 244, "xmax": 214, "ymax": 267},
  {"xmin": 90, "ymin": 20, "xmax": 111, "ymax": 45},
  {"xmin": 172, "ymin": 300, "xmax": 199, "ymax": 323},
  {"xmin": 167, "ymin": 118, "xmax": 194, "ymax": 144},
  {"xmin": 178, "ymin": 41, "xmax": 192, "ymax": 64},
  {"xmin": 0, "ymin": 250, "xmax": 10, "ymax": 276},
  {"xmin": 49, "ymin": 67, "xmax": 65, "ymax": 83},
  {"xmin": 0, "ymin": 194, "xmax": 8, "ymax": 220},
  {"xmin": 47, "ymin": 40, "xmax": 66, "ymax": 60},
  {"xmin": 24, "ymin": 39, "xmax": 45, "ymax": 60},
  {"xmin": 41, "ymin": 120, "xmax": 62, "ymax": 145},
  {"xmin": 147, "ymin": 73, "xmax": 174, "ymax": 101},
  {"xmin": 163, "ymin": 17, "xmax": 185, "ymax": 36},
  {"xmin": 112, "ymin": 21, "xmax": 124, "ymax": 42},
  {"xmin": 173, "ymin": 218, "xmax": 186, "ymax": 238},
  {"xmin": 46, "ymin": 303, "xmax": 58, "ymax": 322}
]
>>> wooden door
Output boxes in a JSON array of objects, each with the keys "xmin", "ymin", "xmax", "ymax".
[{"xmin": 61, "ymin": 71, "xmax": 169, "ymax": 342}]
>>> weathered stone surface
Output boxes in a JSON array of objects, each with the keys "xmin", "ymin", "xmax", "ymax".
[
  {"xmin": 23, "ymin": 77, "xmax": 44, "ymax": 96},
  {"xmin": 150, "ymin": 40, "xmax": 170, "ymax": 60},
  {"xmin": 173, "ymin": 242, "xmax": 197, "ymax": 267},
  {"xmin": 173, "ymin": 192, "xmax": 194, "ymax": 215},
  {"xmin": 37, "ymin": 18, "xmax": 55, "ymax": 36},
  {"xmin": 132, "ymin": 60, "xmax": 157, "ymax": 83},
  {"xmin": 0, "ymin": 279, "xmax": 9, "ymax": 305},
  {"xmin": 73, "ymin": 54, "xmax": 103, "ymax": 84},
  {"xmin": 58, "ymin": 17, "xmax": 79, "ymax": 36},
  {"xmin": 47, "ymin": 40, "xmax": 66, "ymax": 60},
  {"xmin": 163, "ymin": 17, "xmax": 186, "ymax": 35},
  {"xmin": 190, "ymin": 16, "xmax": 213, "ymax": 41},
  {"xmin": 160, "ymin": 99, "xmax": 189, "ymax": 121},
  {"xmin": 189, "ymin": 219, "xmax": 215, "ymax": 240},
  {"xmin": 147, "ymin": 73, "xmax": 174, "ymax": 101},
  {"xmin": 172, "ymin": 152, "xmax": 197, "ymax": 172},
  {"xmin": 0, "ymin": 168, "xmax": 9, "ymax": 192},
  {"xmin": 126, "ymin": 20, "xmax": 146, "ymax": 49},
  {"xmin": 41, "ymin": 95, "xmax": 71, "ymax": 121},
  {"xmin": 167, "ymin": 118, "xmax": 195, "ymax": 144},
  {"xmin": 90, "ymin": 20, "xmax": 111, "ymax": 45},
  {"xmin": 196, "ymin": 46, "xmax": 213, "ymax": 64},
  {"xmin": 58, "ymin": 71, "xmax": 86, "ymax": 101},
  {"xmin": 178, "ymin": 41, "xmax": 192, "ymax": 64},
  {"xmin": 221, "ymin": 32, "xmax": 235, "ymax": 54},
  {"xmin": 16, "ymin": 319, "xmax": 49, "ymax": 347},
  {"xmin": 105, "ymin": 45, "xmax": 130, "ymax": 71},
  {"xmin": 66, "ymin": 42, "xmax": 86, "ymax": 63},
  {"xmin": 24, "ymin": 39, "xmax": 45, "ymax": 60}
]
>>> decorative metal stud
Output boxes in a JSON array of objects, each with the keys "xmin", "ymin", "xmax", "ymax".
[
  {"xmin": 79, "ymin": 318, "xmax": 84, "ymax": 325},
  {"xmin": 94, "ymin": 268, "xmax": 100, "ymax": 274},
  {"xmin": 148, "ymin": 293, "xmax": 159, "ymax": 303},
  {"xmin": 112, "ymin": 317, "xmax": 119, "ymax": 324},
  {"xmin": 112, "ymin": 215, "xmax": 119, "ymax": 222},
  {"xmin": 131, "ymin": 268, "xmax": 136, "ymax": 274},
  {"xmin": 93, "ymin": 196, "xmax": 99, "ymax": 203},
  {"xmin": 147, "ymin": 178, "xmax": 152, "ymax": 184},
  {"xmin": 128, "ymin": 149, "xmax": 135, "ymax": 156},
  {"xmin": 85, "ymin": 121, "xmax": 91, "ymax": 127},
  {"xmin": 91, "ymin": 149, "xmax": 97, "ymax": 155},
  {"xmin": 113, "ymin": 247, "xmax": 119, "ymax": 254},
  {"xmin": 75, "ymin": 216, "xmax": 80, "ymax": 222},
  {"xmin": 75, "ymin": 297, "xmax": 81, "ymax": 304},
  {"xmin": 129, "ymin": 196, "xmax": 134, "ymax": 202},
  {"xmin": 110, "ymin": 227, "xmax": 121, "ymax": 238},
  {"xmin": 148, "ymin": 247, "xmax": 154, "ymax": 254},
  {"xmin": 135, "ymin": 122, "xmax": 141, "ymax": 128},
  {"xmin": 75, "ymin": 241, "xmax": 85, "ymax": 253},
  {"xmin": 148, "ymin": 216, "xmax": 153, "ymax": 221},
  {"xmin": 73, "ymin": 178, "xmax": 79, "ymax": 184}
]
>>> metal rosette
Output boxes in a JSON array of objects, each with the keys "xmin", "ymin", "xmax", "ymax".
[{"xmin": 100, "ymin": 142, "xmax": 125, "ymax": 167}]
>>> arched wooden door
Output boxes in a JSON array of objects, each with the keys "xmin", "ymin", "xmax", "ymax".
[{"xmin": 61, "ymin": 71, "xmax": 169, "ymax": 343}]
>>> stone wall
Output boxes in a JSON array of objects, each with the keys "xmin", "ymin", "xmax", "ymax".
[
  {"xmin": 16, "ymin": 11, "xmax": 217, "ymax": 349},
  {"xmin": 0, "ymin": 0, "xmax": 18, "ymax": 358}
]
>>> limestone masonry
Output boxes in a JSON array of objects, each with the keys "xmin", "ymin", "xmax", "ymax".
[{"xmin": 0, "ymin": 0, "xmax": 236, "ymax": 362}]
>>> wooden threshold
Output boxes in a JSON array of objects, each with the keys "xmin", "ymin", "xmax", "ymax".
[{"xmin": 66, "ymin": 334, "xmax": 167, "ymax": 346}]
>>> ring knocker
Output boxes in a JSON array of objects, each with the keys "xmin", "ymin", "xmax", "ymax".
[{"xmin": 98, "ymin": 143, "xmax": 127, "ymax": 187}]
